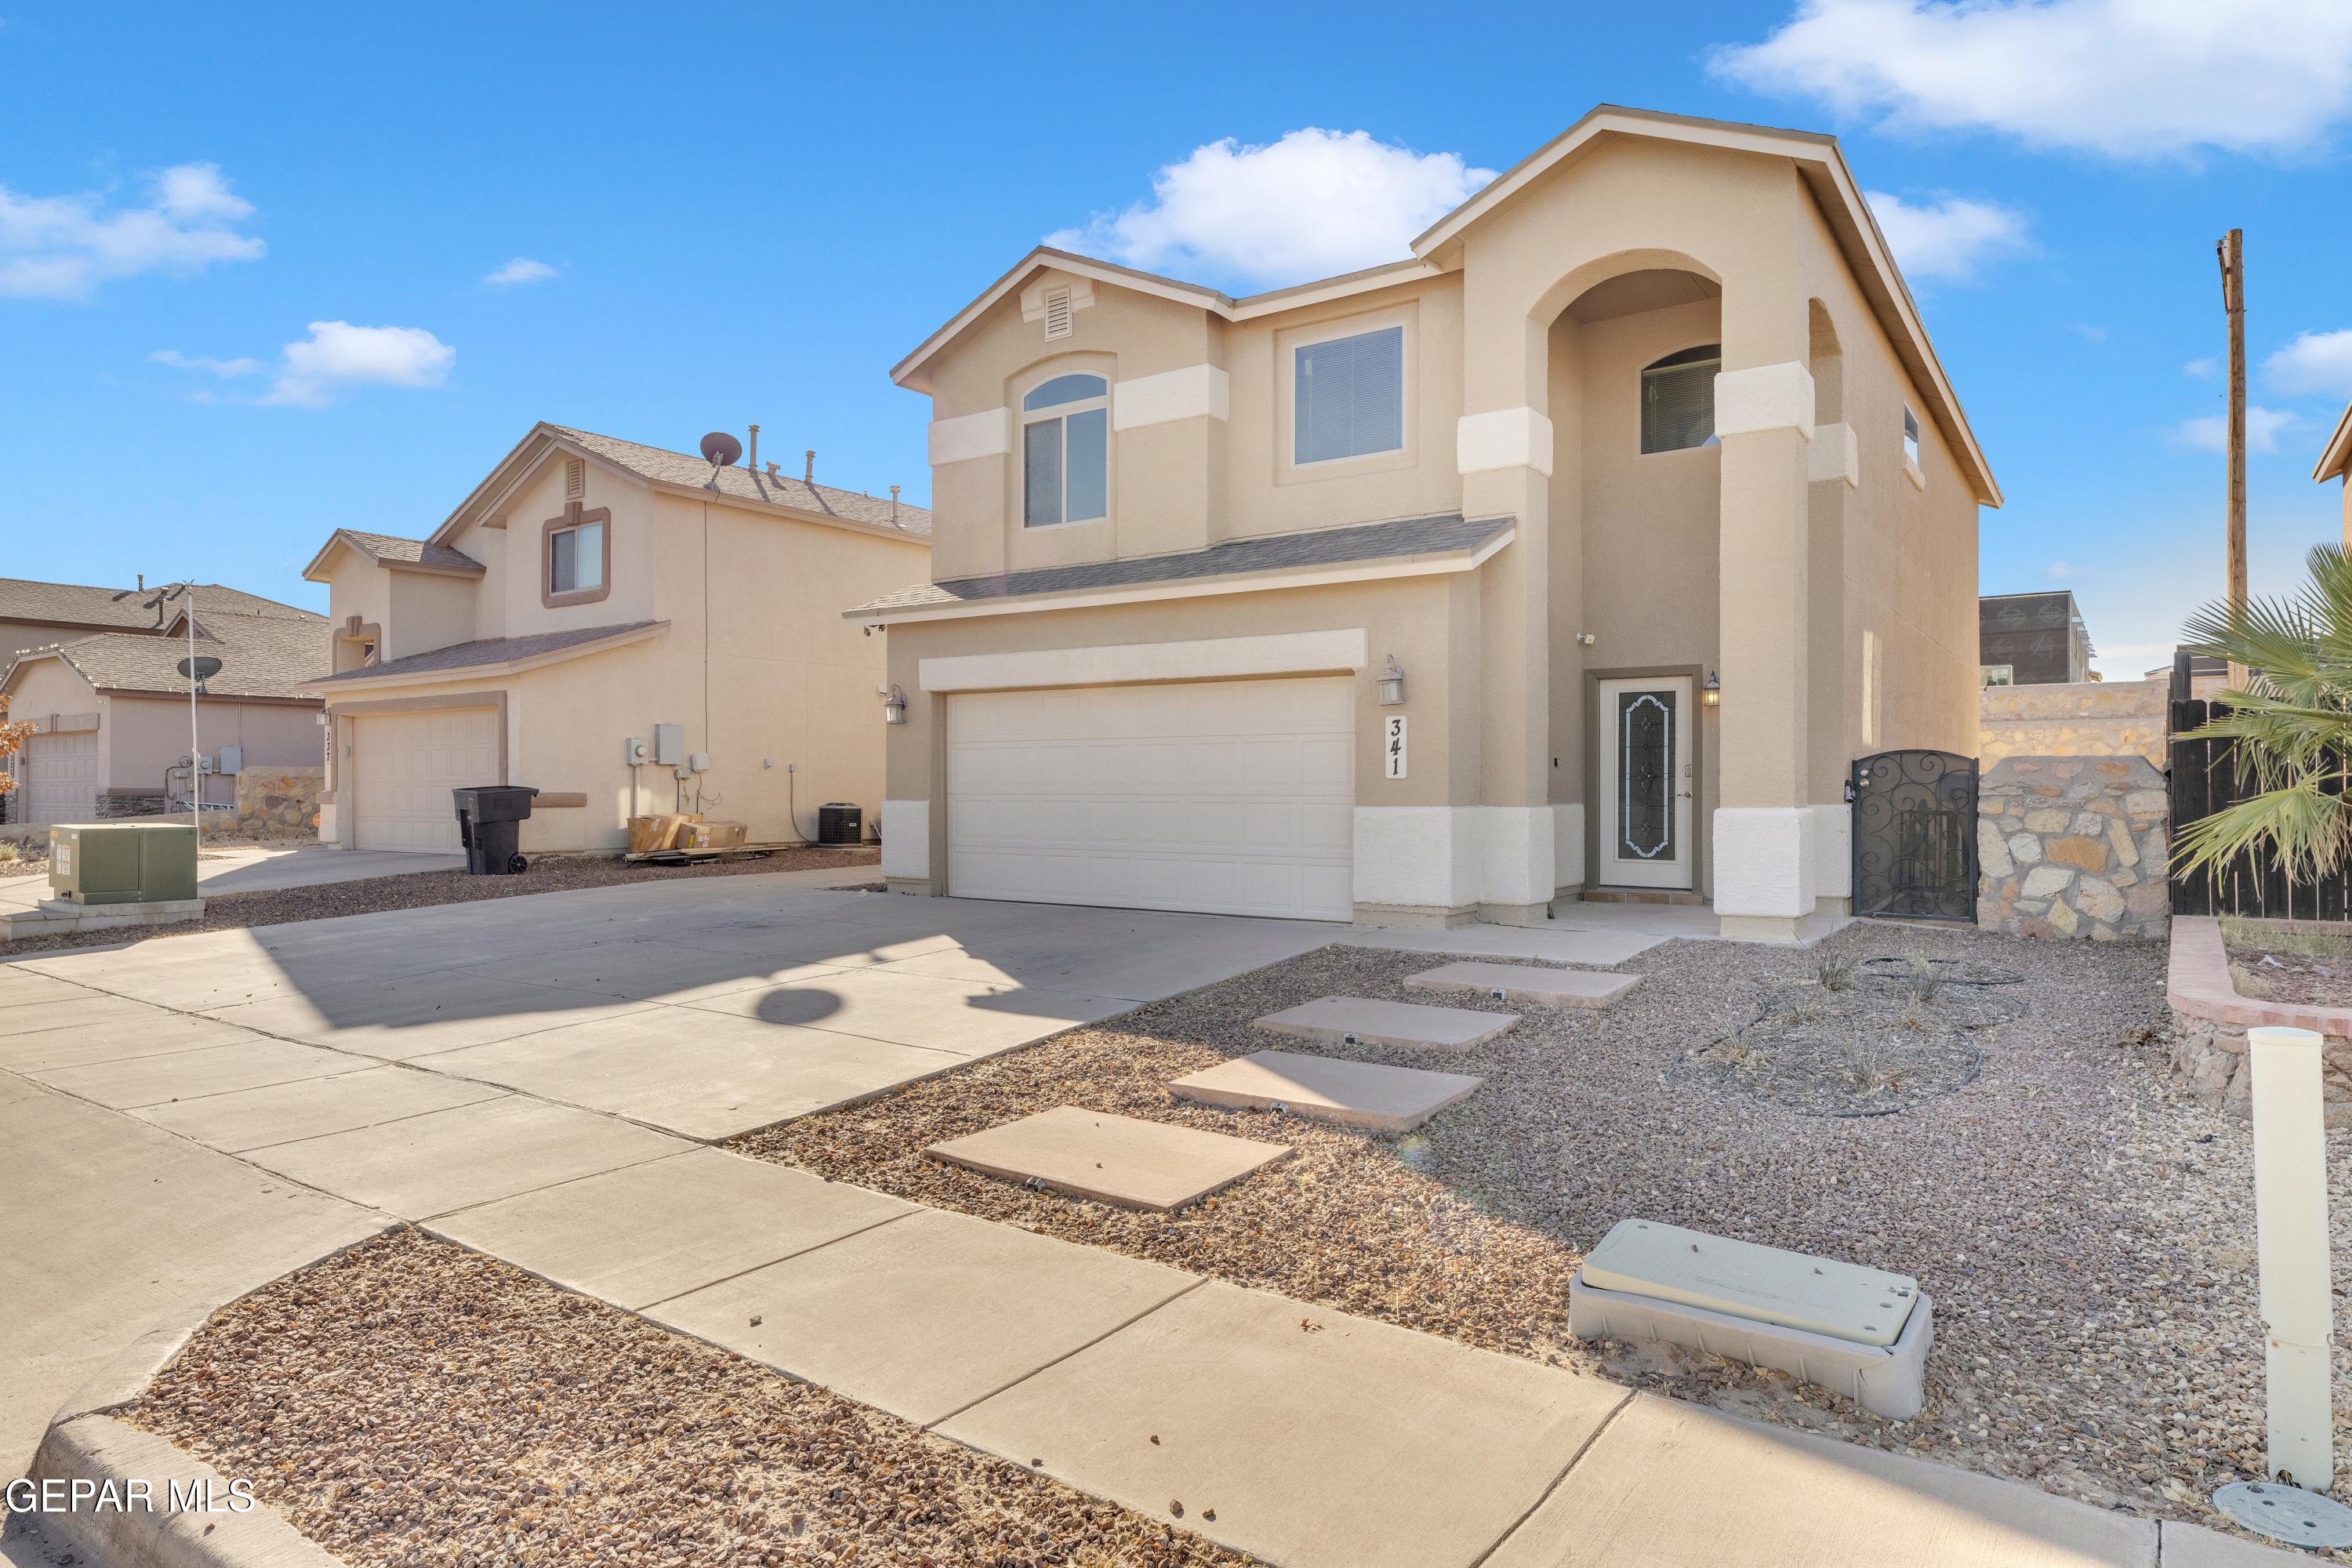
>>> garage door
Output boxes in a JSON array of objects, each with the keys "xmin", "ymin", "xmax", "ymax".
[
  {"xmin": 350, "ymin": 707, "xmax": 500, "ymax": 851},
  {"xmin": 947, "ymin": 676, "xmax": 1353, "ymax": 921},
  {"xmin": 21, "ymin": 730, "xmax": 98, "ymax": 825}
]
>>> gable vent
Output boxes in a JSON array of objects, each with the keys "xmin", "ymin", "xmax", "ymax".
[
  {"xmin": 564, "ymin": 457, "xmax": 586, "ymax": 499},
  {"xmin": 1043, "ymin": 286, "xmax": 1073, "ymax": 340}
]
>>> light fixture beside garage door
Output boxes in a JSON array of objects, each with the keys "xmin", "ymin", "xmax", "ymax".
[
  {"xmin": 879, "ymin": 684, "xmax": 908, "ymax": 725},
  {"xmin": 1377, "ymin": 655, "xmax": 1406, "ymax": 706}
]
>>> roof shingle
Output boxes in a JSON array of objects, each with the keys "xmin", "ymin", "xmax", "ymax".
[
  {"xmin": 307, "ymin": 621, "xmax": 664, "ymax": 686},
  {"xmin": 546, "ymin": 426, "xmax": 932, "ymax": 537},
  {"xmin": 13, "ymin": 611, "xmax": 332, "ymax": 700},
  {"xmin": 0, "ymin": 577, "xmax": 319, "ymax": 632},
  {"xmin": 336, "ymin": 530, "xmax": 485, "ymax": 573}
]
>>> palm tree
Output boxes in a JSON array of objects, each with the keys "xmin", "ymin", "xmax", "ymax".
[{"xmin": 2173, "ymin": 542, "xmax": 2352, "ymax": 881}]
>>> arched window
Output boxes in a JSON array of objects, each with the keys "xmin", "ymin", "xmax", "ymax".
[
  {"xmin": 1022, "ymin": 373, "xmax": 1109, "ymax": 526},
  {"xmin": 1639, "ymin": 344, "xmax": 1721, "ymax": 455}
]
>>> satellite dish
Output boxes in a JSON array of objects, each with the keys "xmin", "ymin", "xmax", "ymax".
[
  {"xmin": 177, "ymin": 655, "xmax": 222, "ymax": 681},
  {"xmin": 699, "ymin": 431, "xmax": 743, "ymax": 467}
]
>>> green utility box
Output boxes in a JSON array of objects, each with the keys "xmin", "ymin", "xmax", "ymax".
[{"xmin": 49, "ymin": 822, "xmax": 200, "ymax": 906}]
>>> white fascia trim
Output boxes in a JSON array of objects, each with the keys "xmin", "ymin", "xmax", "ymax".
[
  {"xmin": 920, "ymin": 627, "xmax": 1368, "ymax": 693},
  {"xmin": 1112, "ymin": 365, "xmax": 1229, "ymax": 431},
  {"xmin": 296, "ymin": 622, "xmax": 671, "ymax": 696},
  {"xmin": 928, "ymin": 407, "xmax": 1013, "ymax": 466},
  {"xmin": 1711, "ymin": 805, "xmax": 1820, "ymax": 920},
  {"xmin": 856, "ymin": 525, "xmax": 1515, "ymax": 626},
  {"xmin": 1714, "ymin": 362, "xmax": 1816, "ymax": 442},
  {"xmin": 1353, "ymin": 807, "xmax": 1482, "ymax": 909},
  {"xmin": 880, "ymin": 800, "xmax": 930, "ymax": 879},
  {"xmin": 1457, "ymin": 407, "xmax": 1555, "ymax": 477},
  {"xmin": 1809, "ymin": 421, "xmax": 1859, "ymax": 488}
]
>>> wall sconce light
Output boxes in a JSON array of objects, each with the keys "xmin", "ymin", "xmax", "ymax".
[
  {"xmin": 1377, "ymin": 655, "xmax": 1407, "ymax": 706},
  {"xmin": 880, "ymin": 684, "xmax": 908, "ymax": 725},
  {"xmin": 1702, "ymin": 670, "xmax": 1722, "ymax": 708}
]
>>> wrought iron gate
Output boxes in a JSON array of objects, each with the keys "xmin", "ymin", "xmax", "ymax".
[{"xmin": 1849, "ymin": 750, "xmax": 1978, "ymax": 922}]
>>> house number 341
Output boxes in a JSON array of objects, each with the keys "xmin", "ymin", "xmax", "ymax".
[{"xmin": 1384, "ymin": 715, "xmax": 1407, "ymax": 780}]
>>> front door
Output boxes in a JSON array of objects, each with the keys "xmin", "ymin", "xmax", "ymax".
[{"xmin": 1595, "ymin": 675, "xmax": 1693, "ymax": 890}]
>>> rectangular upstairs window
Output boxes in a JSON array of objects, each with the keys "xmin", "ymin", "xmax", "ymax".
[
  {"xmin": 1903, "ymin": 406, "xmax": 1922, "ymax": 470},
  {"xmin": 550, "ymin": 520, "xmax": 604, "ymax": 593},
  {"xmin": 1294, "ymin": 325, "xmax": 1404, "ymax": 466}
]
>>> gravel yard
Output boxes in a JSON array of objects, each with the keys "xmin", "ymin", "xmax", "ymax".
[
  {"xmin": 0, "ymin": 847, "xmax": 879, "ymax": 958},
  {"xmin": 129, "ymin": 1229, "xmax": 1249, "ymax": 1568},
  {"xmin": 736, "ymin": 922, "xmax": 2343, "ymax": 1547}
]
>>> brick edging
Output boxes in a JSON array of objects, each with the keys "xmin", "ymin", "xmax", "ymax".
[{"xmin": 2166, "ymin": 915, "xmax": 2352, "ymax": 1038}]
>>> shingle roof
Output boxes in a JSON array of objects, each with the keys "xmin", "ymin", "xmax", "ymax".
[
  {"xmin": 307, "ymin": 621, "xmax": 664, "ymax": 685},
  {"xmin": 0, "ymin": 577, "xmax": 320, "ymax": 632},
  {"xmin": 546, "ymin": 426, "xmax": 933, "ymax": 537},
  {"xmin": 337, "ymin": 530, "xmax": 485, "ymax": 573},
  {"xmin": 850, "ymin": 513, "xmax": 1509, "ymax": 615},
  {"xmin": 15, "ymin": 611, "xmax": 332, "ymax": 701}
]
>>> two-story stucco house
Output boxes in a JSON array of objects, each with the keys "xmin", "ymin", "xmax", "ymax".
[
  {"xmin": 298, "ymin": 423, "xmax": 931, "ymax": 855},
  {"xmin": 849, "ymin": 107, "xmax": 1998, "ymax": 942}
]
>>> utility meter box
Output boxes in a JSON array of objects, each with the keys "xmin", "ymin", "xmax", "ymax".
[
  {"xmin": 49, "ymin": 822, "xmax": 198, "ymax": 906},
  {"xmin": 653, "ymin": 724, "xmax": 684, "ymax": 766}
]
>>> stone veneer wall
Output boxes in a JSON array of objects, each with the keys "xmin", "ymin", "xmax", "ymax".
[
  {"xmin": 1976, "ymin": 755, "xmax": 2169, "ymax": 939},
  {"xmin": 1978, "ymin": 677, "xmax": 2169, "ymax": 766},
  {"xmin": 234, "ymin": 764, "xmax": 323, "ymax": 839},
  {"xmin": 2166, "ymin": 916, "xmax": 2352, "ymax": 1126}
]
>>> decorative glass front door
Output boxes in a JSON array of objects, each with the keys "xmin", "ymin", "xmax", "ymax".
[{"xmin": 1595, "ymin": 675, "xmax": 1694, "ymax": 889}]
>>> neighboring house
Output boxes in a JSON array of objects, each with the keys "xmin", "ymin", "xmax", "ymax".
[
  {"xmin": 1, "ymin": 591, "xmax": 329, "ymax": 826},
  {"xmin": 296, "ymin": 423, "xmax": 931, "ymax": 855},
  {"xmin": 2319, "ymin": 400, "xmax": 2352, "ymax": 544},
  {"xmin": 1978, "ymin": 590, "xmax": 2092, "ymax": 687},
  {"xmin": 850, "ymin": 106, "xmax": 1996, "ymax": 942}
]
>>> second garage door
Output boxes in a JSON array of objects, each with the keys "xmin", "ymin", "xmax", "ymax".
[
  {"xmin": 946, "ymin": 676, "xmax": 1353, "ymax": 921},
  {"xmin": 21, "ymin": 730, "xmax": 98, "ymax": 825},
  {"xmin": 350, "ymin": 706, "xmax": 501, "ymax": 851}
]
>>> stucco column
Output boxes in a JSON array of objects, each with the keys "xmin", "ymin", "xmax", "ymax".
[
  {"xmin": 1806, "ymin": 420, "xmax": 1860, "ymax": 913},
  {"xmin": 1712, "ymin": 348, "xmax": 1817, "ymax": 942},
  {"xmin": 1461, "ymin": 444, "xmax": 1553, "ymax": 924}
]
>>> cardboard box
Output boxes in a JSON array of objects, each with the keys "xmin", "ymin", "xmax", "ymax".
[
  {"xmin": 677, "ymin": 819, "xmax": 746, "ymax": 851},
  {"xmin": 627, "ymin": 814, "xmax": 700, "ymax": 854}
]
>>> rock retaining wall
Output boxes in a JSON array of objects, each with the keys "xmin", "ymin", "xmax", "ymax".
[
  {"xmin": 234, "ymin": 765, "xmax": 322, "ymax": 838},
  {"xmin": 1976, "ymin": 755, "xmax": 2169, "ymax": 939}
]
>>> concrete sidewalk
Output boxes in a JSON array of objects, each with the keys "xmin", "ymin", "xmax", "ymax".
[{"xmin": 0, "ymin": 843, "xmax": 464, "ymax": 913}]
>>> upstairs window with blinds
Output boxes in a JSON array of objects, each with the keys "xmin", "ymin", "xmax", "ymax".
[
  {"xmin": 1639, "ymin": 344, "xmax": 1721, "ymax": 455},
  {"xmin": 1294, "ymin": 325, "xmax": 1404, "ymax": 466}
]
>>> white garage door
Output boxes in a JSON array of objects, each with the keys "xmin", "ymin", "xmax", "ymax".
[
  {"xmin": 948, "ymin": 676, "xmax": 1354, "ymax": 921},
  {"xmin": 21, "ymin": 730, "xmax": 98, "ymax": 825},
  {"xmin": 350, "ymin": 707, "xmax": 501, "ymax": 851}
]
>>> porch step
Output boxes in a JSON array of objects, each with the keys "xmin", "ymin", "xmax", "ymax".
[{"xmin": 1580, "ymin": 887, "xmax": 1707, "ymax": 906}]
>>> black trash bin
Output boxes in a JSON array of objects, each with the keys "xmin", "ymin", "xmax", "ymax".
[{"xmin": 452, "ymin": 785, "xmax": 539, "ymax": 875}]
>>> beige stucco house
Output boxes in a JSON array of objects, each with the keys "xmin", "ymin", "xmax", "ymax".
[
  {"xmin": 850, "ymin": 107, "xmax": 1997, "ymax": 942},
  {"xmin": 297, "ymin": 423, "xmax": 931, "ymax": 855},
  {"xmin": 0, "ymin": 582, "xmax": 328, "ymax": 828}
]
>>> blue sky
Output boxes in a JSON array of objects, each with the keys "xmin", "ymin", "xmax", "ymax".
[{"xmin": 5, "ymin": 1, "xmax": 2350, "ymax": 677}]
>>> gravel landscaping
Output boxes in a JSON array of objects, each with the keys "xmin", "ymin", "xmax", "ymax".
[
  {"xmin": 129, "ymin": 1229, "xmax": 1249, "ymax": 1568},
  {"xmin": 735, "ymin": 922, "xmax": 2345, "ymax": 1549},
  {"xmin": 0, "ymin": 847, "xmax": 879, "ymax": 957},
  {"xmin": 2221, "ymin": 916, "xmax": 2352, "ymax": 1008}
]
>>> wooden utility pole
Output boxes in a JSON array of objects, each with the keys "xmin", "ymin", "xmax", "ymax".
[{"xmin": 2220, "ymin": 228, "xmax": 2249, "ymax": 688}]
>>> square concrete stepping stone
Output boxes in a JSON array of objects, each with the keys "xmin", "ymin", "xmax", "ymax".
[
  {"xmin": 926, "ymin": 1105, "xmax": 1290, "ymax": 1210},
  {"xmin": 1253, "ymin": 995, "xmax": 1517, "ymax": 1052},
  {"xmin": 1170, "ymin": 1050, "xmax": 1482, "ymax": 1132},
  {"xmin": 1403, "ymin": 960, "xmax": 1640, "ymax": 1009},
  {"xmin": 644, "ymin": 1207, "xmax": 1196, "ymax": 1426},
  {"xmin": 431, "ymin": 1147, "xmax": 913, "ymax": 1308},
  {"xmin": 937, "ymin": 1279, "xmax": 1625, "ymax": 1568},
  {"xmin": 1479, "ymin": 1394, "xmax": 2155, "ymax": 1568},
  {"xmin": 242, "ymin": 1095, "xmax": 691, "ymax": 1218}
]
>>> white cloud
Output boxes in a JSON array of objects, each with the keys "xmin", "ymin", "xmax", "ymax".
[
  {"xmin": 2183, "ymin": 356, "xmax": 2218, "ymax": 378},
  {"xmin": 261, "ymin": 321, "xmax": 455, "ymax": 408},
  {"xmin": 149, "ymin": 348, "xmax": 262, "ymax": 378},
  {"xmin": 2172, "ymin": 405, "xmax": 2296, "ymax": 453},
  {"xmin": 0, "ymin": 162, "xmax": 263, "ymax": 300},
  {"xmin": 483, "ymin": 256, "xmax": 557, "ymax": 287},
  {"xmin": 1045, "ymin": 128, "xmax": 1497, "ymax": 290},
  {"xmin": 1864, "ymin": 191, "xmax": 2031, "ymax": 282},
  {"xmin": 1711, "ymin": 0, "xmax": 2352, "ymax": 159},
  {"xmin": 2047, "ymin": 560, "xmax": 2082, "ymax": 579},
  {"xmin": 2266, "ymin": 328, "xmax": 2352, "ymax": 397}
]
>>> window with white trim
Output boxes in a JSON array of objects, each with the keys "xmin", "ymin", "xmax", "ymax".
[
  {"xmin": 1294, "ymin": 325, "xmax": 1404, "ymax": 466},
  {"xmin": 1022, "ymin": 373, "xmax": 1108, "ymax": 527},
  {"xmin": 1902, "ymin": 405, "xmax": 1922, "ymax": 471},
  {"xmin": 550, "ymin": 518, "xmax": 604, "ymax": 593},
  {"xmin": 1639, "ymin": 344, "xmax": 1721, "ymax": 454}
]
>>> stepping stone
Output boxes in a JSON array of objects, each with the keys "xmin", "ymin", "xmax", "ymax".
[
  {"xmin": 1169, "ymin": 1050, "xmax": 1482, "ymax": 1132},
  {"xmin": 1403, "ymin": 960, "xmax": 1640, "ymax": 1008},
  {"xmin": 925, "ymin": 1105, "xmax": 1290, "ymax": 1210},
  {"xmin": 1253, "ymin": 995, "xmax": 1517, "ymax": 1052}
]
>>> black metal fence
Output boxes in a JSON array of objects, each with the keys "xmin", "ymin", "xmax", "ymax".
[
  {"xmin": 1850, "ymin": 749, "xmax": 1979, "ymax": 922},
  {"xmin": 2167, "ymin": 695, "xmax": 2352, "ymax": 919}
]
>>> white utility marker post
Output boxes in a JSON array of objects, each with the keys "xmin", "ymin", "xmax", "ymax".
[{"xmin": 2252, "ymin": 1024, "xmax": 2333, "ymax": 1489}]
